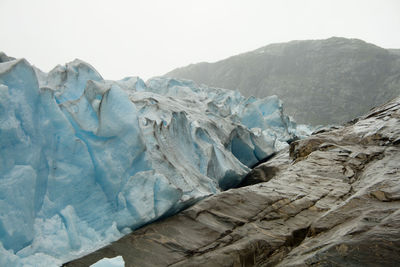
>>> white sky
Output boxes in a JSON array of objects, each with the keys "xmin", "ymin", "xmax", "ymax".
[{"xmin": 1, "ymin": 0, "xmax": 399, "ymax": 80}]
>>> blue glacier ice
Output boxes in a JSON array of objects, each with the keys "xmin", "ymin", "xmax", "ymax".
[{"xmin": 0, "ymin": 54, "xmax": 308, "ymax": 266}]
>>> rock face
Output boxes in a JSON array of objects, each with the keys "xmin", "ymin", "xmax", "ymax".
[
  {"xmin": 166, "ymin": 37, "xmax": 400, "ymax": 125},
  {"xmin": 65, "ymin": 95, "xmax": 400, "ymax": 267}
]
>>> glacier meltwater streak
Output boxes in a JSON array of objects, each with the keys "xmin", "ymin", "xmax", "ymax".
[{"xmin": 0, "ymin": 55, "xmax": 309, "ymax": 266}]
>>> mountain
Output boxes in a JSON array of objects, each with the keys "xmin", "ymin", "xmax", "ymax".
[
  {"xmin": 0, "ymin": 54, "xmax": 304, "ymax": 266},
  {"xmin": 65, "ymin": 95, "xmax": 400, "ymax": 266},
  {"xmin": 166, "ymin": 37, "xmax": 400, "ymax": 125}
]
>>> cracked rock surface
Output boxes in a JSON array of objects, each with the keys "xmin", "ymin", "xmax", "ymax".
[{"xmin": 65, "ymin": 97, "xmax": 400, "ymax": 266}]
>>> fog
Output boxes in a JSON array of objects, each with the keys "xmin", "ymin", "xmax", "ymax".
[{"xmin": 1, "ymin": 0, "xmax": 399, "ymax": 80}]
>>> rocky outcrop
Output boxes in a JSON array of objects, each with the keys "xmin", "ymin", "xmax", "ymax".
[
  {"xmin": 65, "ymin": 96, "xmax": 400, "ymax": 266},
  {"xmin": 165, "ymin": 37, "xmax": 400, "ymax": 126}
]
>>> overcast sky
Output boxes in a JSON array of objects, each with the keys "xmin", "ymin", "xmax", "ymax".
[{"xmin": 1, "ymin": 0, "xmax": 399, "ymax": 80}]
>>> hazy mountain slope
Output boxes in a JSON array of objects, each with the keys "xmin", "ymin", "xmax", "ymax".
[
  {"xmin": 166, "ymin": 37, "xmax": 400, "ymax": 125},
  {"xmin": 389, "ymin": 49, "xmax": 400, "ymax": 56}
]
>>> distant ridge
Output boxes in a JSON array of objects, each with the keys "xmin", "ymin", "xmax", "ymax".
[{"xmin": 166, "ymin": 37, "xmax": 400, "ymax": 125}]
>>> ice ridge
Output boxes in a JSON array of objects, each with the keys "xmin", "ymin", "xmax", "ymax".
[{"xmin": 0, "ymin": 54, "xmax": 307, "ymax": 266}]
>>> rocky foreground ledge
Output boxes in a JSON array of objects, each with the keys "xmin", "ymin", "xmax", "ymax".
[{"xmin": 65, "ymin": 97, "xmax": 400, "ymax": 266}]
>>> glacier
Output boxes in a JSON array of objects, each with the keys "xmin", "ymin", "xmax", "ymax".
[{"xmin": 0, "ymin": 54, "xmax": 307, "ymax": 266}]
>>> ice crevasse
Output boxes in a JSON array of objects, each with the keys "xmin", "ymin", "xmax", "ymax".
[{"xmin": 0, "ymin": 54, "xmax": 309, "ymax": 266}]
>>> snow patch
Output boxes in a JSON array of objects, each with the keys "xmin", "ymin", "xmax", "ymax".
[{"xmin": 91, "ymin": 256, "xmax": 125, "ymax": 267}]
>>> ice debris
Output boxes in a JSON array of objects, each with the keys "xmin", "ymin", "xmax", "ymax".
[
  {"xmin": 91, "ymin": 256, "xmax": 125, "ymax": 267},
  {"xmin": 0, "ymin": 54, "xmax": 306, "ymax": 265}
]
